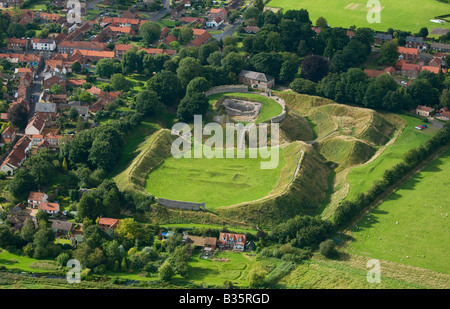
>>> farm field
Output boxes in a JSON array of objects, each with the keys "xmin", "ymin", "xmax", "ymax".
[
  {"xmin": 345, "ymin": 114, "xmax": 438, "ymax": 201},
  {"xmin": 346, "ymin": 147, "xmax": 450, "ymax": 275},
  {"xmin": 145, "ymin": 146, "xmax": 287, "ymax": 210},
  {"xmin": 267, "ymin": 0, "xmax": 450, "ymax": 33},
  {"xmin": 207, "ymin": 92, "xmax": 283, "ymax": 124}
]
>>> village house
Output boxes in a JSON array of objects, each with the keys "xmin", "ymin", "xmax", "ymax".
[
  {"xmin": 39, "ymin": 202, "xmax": 60, "ymax": 216},
  {"xmin": 101, "ymin": 17, "xmax": 141, "ymax": 30},
  {"xmin": 183, "ymin": 234, "xmax": 217, "ymax": 257},
  {"xmin": 98, "ymin": 217, "xmax": 120, "ymax": 232},
  {"xmin": 430, "ymin": 42, "xmax": 450, "ymax": 53},
  {"xmin": 416, "ymin": 105, "xmax": 434, "ymax": 117},
  {"xmin": 51, "ymin": 220, "xmax": 74, "ymax": 236},
  {"xmin": 7, "ymin": 38, "xmax": 28, "ymax": 51},
  {"xmin": 57, "ymin": 41, "xmax": 108, "ymax": 55},
  {"xmin": 28, "ymin": 191, "xmax": 49, "ymax": 208},
  {"xmin": 244, "ymin": 26, "xmax": 259, "ymax": 34},
  {"xmin": 0, "ymin": 126, "xmax": 17, "ymax": 147},
  {"xmin": 218, "ymin": 233, "xmax": 246, "ymax": 251},
  {"xmin": 436, "ymin": 107, "xmax": 450, "ymax": 121},
  {"xmin": 375, "ymin": 33, "xmax": 392, "ymax": 45},
  {"xmin": 171, "ymin": 3, "xmax": 186, "ymax": 20},
  {"xmin": 32, "ymin": 38, "xmax": 57, "ymax": 51},
  {"xmin": 238, "ymin": 70, "xmax": 275, "ymax": 90},
  {"xmin": 405, "ymin": 36, "xmax": 423, "ymax": 49},
  {"xmin": 0, "ymin": 136, "xmax": 31, "ymax": 175},
  {"xmin": 181, "ymin": 16, "xmax": 205, "ymax": 27},
  {"xmin": 398, "ymin": 47, "xmax": 419, "ymax": 62},
  {"xmin": 189, "ymin": 31, "xmax": 212, "ymax": 47},
  {"xmin": 25, "ymin": 114, "xmax": 46, "ymax": 136},
  {"xmin": 43, "ymin": 72, "xmax": 67, "ymax": 92},
  {"xmin": 400, "ymin": 63, "xmax": 421, "ymax": 79}
]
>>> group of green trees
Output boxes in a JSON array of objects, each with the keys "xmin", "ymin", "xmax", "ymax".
[{"xmin": 291, "ymin": 65, "xmax": 449, "ymax": 112}]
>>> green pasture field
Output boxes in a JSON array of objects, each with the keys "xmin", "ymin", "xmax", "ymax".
[
  {"xmin": 267, "ymin": 0, "xmax": 450, "ymax": 33},
  {"xmin": 345, "ymin": 114, "xmax": 438, "ymax": 201},
  {"xmin": 347, "ymin": 147, "xmax": 450, "ymax": 275},
  {"xmin": 145, "ymin": 147, "xmax": 286, "ymax": 210},
  {"xmin": 207, "ymin": 92, "xmax": 283, "ymax": 124}
]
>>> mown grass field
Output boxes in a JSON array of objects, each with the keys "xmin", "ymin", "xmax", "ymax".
[
  {"xmin": 207, "ymin": 92, "xmax": 283, "ymax": 124},
  {"xmin": 145, "ymin": 147, "xmax": 286, "ymax": 210},
  {"xmin": 267, "ymin": 0, "xmax": 450, "ymax": 33},
  {"xmin": 346, "ymin": 147, "xmax": 450, "ymax": 275},
  {"xmin": 345, "ymin": 114, "xmax": 438, "ymax": 201}
]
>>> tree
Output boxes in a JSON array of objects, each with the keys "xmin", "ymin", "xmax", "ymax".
[
  {"xmin": 319, "ymin": 239, "xmax": 339, "ymax": 259},
  {"xmin": 56, "ymin": 252, "xmax": 71, "ymax": 266},
  {"xmin": 178, "ymin": 26, "xmax": 194, "ymax": 45},
  {"xmin": 76, "ymin": 116, "xmax": 86, "ymax": 132},
  {"xmin": 300, "ymin": 55, "xmax": 329, "ymax": 82},
  {"xmin": 95, "ymin": 59, "xmax": 116, "ymax": 78},
  {"xmin": 8, "ymin": 103, "xmax": 28, "ymax": 129},
  {"xmin": 379, "ymin": 41, "xmax": 399, "ymax": 65},
  {"xmin": 68, "ymin": 107, "xmax": 79, "ymax": 121},
  {"xmin": 221, "ymin": 52, "xmax": 246, "ymax": 76},
  {"xmin": 177, "ymin": 93, "xmax": 209, "ymax": 122},
  {"xmin": 71, "ymin": 61, "xmax": 82, "ymax": 74},
  {"xmin": 116, "ymin": 218, "xmax": 141, "ymax": 242},
  {"xmin": 135, "ymin": 90, "xmax": 160, "ymax": 116},
  {"xmin": 185, "ymin": 77, "xmax": 211, "ymax": 97},
  {"xmin": 363, "ymin": 73, "xmax": 398, "ymax": 109},
  {"xmin": 289, "ymin": 78, "xmax": 316, "ymax": 95},
  {"xmin": 158, "ymin": 260, "xmax": 174, "ymax": 282},
  {"xmin": 9, "ymin": 169, "xmax": 36, "ymax": 200},
  {"xmin": 121, "ymin": 48, "xmax": 140, "ymax": 75},
  {"xmin": 110, "ymin": 73, "xmax": 132, "ymax": 92},
  {"xmin": 7, "ymin": 22, "xmax": 26, "ymax": 38},
  {"xmin": 147, "ymin": 70, "xmax": 183, "ymax": 106},
  {"xmin": 20, "ymin": 219, "xmax": 36, "ymax": 243},
  {"xmin": 140, "ymin": 21, "xmax": 161, "ymax": 45},
  {"xmin": 243, "ymin": 6, "xmax": 260, "ymax": 21},
  {"xmin": 248, "ymin": 265, "xmax": 267, "ymax": 287},
  {"xmin": 176, "ymin": 57, "xmax": 204, "ymax": 88},
  {"xmin": 440, "ymin": 88, "xmax": 450, "ymax": 109},
  {"xmin": 316, "ymin": 16, "xmax": 328, "ymax": 28}
]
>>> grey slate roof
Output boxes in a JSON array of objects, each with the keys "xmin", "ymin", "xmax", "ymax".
[{"xmin": 238, "ymin": 70, "xmax": 275, "ymax": 83}]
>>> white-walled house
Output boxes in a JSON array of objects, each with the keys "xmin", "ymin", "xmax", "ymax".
[
  {"xmin": 28, "ymin": 191, "xmax": 49, "ymax": 208},
  {"xmin": 32, "ymin": 38, "xmax": 57, "ymax": 51},
  {"xmin": 39, "ymin": 202, "xmax": 60, "ymax": 215}
]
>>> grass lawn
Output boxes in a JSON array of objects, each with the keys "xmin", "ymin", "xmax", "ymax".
[
  {"xmin": 267, "ymin": 0, "xmax": 450, "ymax": 33},
  {"xmin": 345, "ymin": 114, "xmax": 438, "ymax": 201},
  {"xmin": 145, "ymin": 147, "xmax": 286, "ymax": 210},
  {"xmin": 0, "ymin": 249, "xmax": 60, "ymax": 273},
  {"xmin": 207, "ymin": 92, "xmax": 283, "ymax": 124},
  {"xmin": 185, "ymin": 249, "xmax": 259, "ymax": 287},
  {"xmin": 347, "ymin": 147, "xmax": 450, "ymax": 275}
]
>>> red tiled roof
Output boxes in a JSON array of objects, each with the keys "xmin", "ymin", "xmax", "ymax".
[
  {"xmin": 39, "ymin": 202, "xmax": 59, "ymax": 212},
  {"xmin": 421, "ymin": 66, "xmax": 440, "ymax": 74},
  {"xmin": 398, "ymin": 46, "xmax": 419, "ymax": 55},
  {"xmin": 28, "ymin": 191, "xmax": 46, "ymax": 202},
  {"xmin": 98, "ymin": 217, "xmax": 120, "ymax": 229},
  {"xmin": 190, "ymin": 31, "xmax": 212, "ymax": 47}
]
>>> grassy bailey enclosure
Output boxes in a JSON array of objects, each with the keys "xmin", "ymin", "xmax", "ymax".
[{"xmin": 216, "ymin": 142, "xmax": 331, "ymax": 227}]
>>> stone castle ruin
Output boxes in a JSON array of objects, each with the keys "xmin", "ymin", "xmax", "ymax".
[
  {"xmin": 158, "ymin": 198, "xmax": 206, "ymax": 211},
  {"xmin": 222, "ymin": 98, "xmax": 262, "ymax": 122}
]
